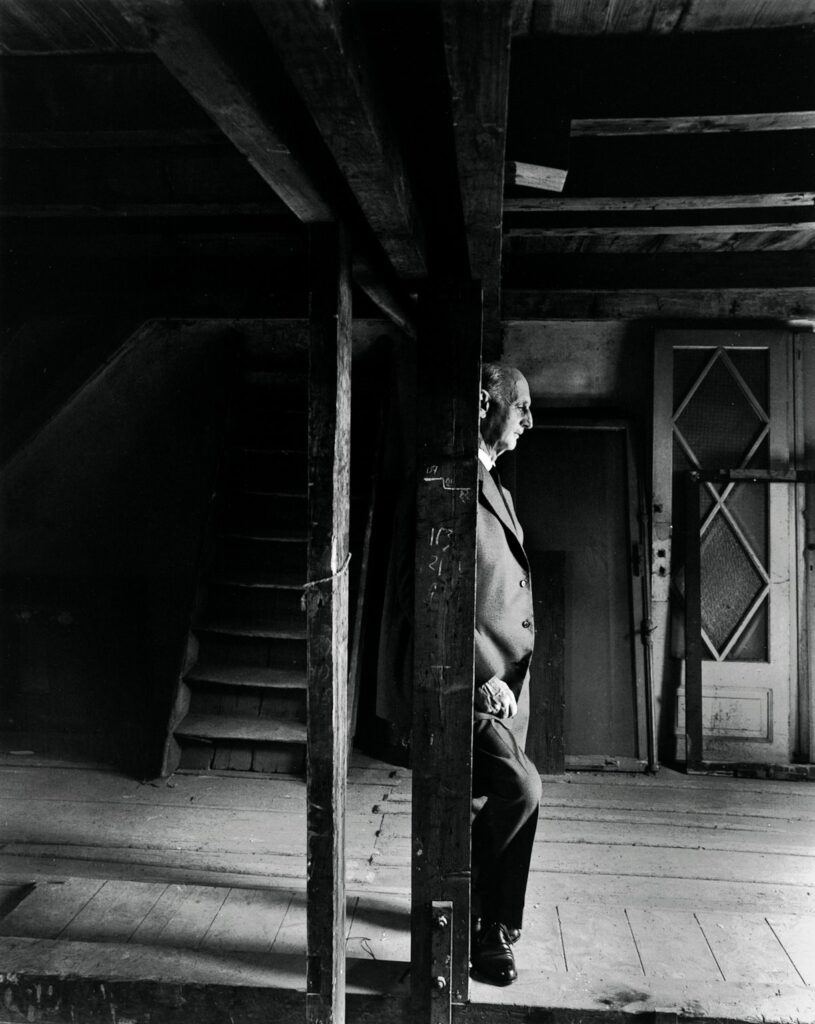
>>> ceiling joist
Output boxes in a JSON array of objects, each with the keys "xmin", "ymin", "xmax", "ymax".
[
  {"xmin": 113, "ymin": 0, "xmax": 416, "ymax": 336},
  {"xmin": 504, "ymin": 193, "xmax": 815, "ymax": 212},
  {"xmin": 503, "ymin": 287, "xmax": 815, "ymax": 320},
  {"xmin": 115, "ymin": 0, "xmax": 331, "ymax": 223},
  {"xmin": 571, "ymin": 111, "xmax": 815, "ymax": 137},
  {"xmin": 249, "ymin": 0, "xmax": 426, "ymax": 280}
]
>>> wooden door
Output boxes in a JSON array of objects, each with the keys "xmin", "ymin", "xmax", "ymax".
[
  {"xmin": 513, "ymin": 421, "xmax": 650, "ymax": 771},
  {"xmin": 653, "ymin": 330, "xmax": 797, "ymax": 765}
]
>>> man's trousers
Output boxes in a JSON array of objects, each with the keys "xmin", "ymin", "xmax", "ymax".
[{"xmin": 471, "ymin": 717, "xmax": 542, "ymax": 930}]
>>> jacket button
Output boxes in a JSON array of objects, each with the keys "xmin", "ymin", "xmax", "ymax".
[
  {"xmin": 522, "ymin": 619, "xmax": 531, "ymax": 629},
  {"xmin": 520, "ymin": 579, "xmax": 528, "ymax": 588}
]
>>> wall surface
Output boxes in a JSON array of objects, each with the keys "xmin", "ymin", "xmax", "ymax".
[{"xmin": 0, "ymin": 319, "xmax": 237, "ymax": 774}]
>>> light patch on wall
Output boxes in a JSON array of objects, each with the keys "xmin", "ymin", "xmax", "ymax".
[{"xmin": 503, "ymin": 320, "xmax": 649, "ymax": 406}]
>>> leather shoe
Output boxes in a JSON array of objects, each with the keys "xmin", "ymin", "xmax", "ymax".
[
  {"xmin": 471, "ymin": 922, "xmax": 517, "ymax": 986},
  {"xmin": 472, "ymin": 917, "xmax": 521, "ymax": 945}
]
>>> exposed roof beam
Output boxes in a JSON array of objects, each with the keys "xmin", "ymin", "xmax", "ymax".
[
  {"xmin": 506, "ymin": 218, "xmax": 815, "ymax": 239},
  {"xmin": 115, "ymin": 0, "xmax": 331, "ymax": 223},
  {"xmin": 504, "ymin": 193, "xmax": 815, "ymax": 213},
  {"xmin": 442, "ymin": 0, "xmax": 513, "ymax": 353},
  {"xmin": 503, "ymin": 288, "xmax": 815, "ymax": 320},
  {"xmin": 248, "ymin": 0, "xmax": 426, "ymax": 280},
  {"xmin": 0, "ymin": 0, "xmax": 145, "ymax": 54},
  {"xmin": 505, "ymin": 229, "xmax": 815, "ymax": 255},
  {"xmin": 526, "ymin": 0, "xmax": 815, "ymax": 35},
  {"xmin": 115, "ymin": 0, "xmax": 416, "ymax": 336},
  {"xmin": 571, "ymin": 111, "xmax": 815, "ymax": 137}
]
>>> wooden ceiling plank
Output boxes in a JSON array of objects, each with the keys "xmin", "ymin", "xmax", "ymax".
[
  {"xmin": 114, "ymin": 0, "xmax": 332, "ymax": 223},
  {"xmin": 506, "ymin": 219, "xmax": 815, "ymax": 238},
  {"xmin": 442, "ymin": 0, "xmax": 514, "ymax": 350},
  {"xmin": 504, "ymin": 228, "xmax": 815, "ymax": 254},
  {"xmin": 248, "ymin": 0, "xmax": 426, "ymax": 279},
  {"xmin": 572, "ymin": 111, "xmax": 815, "ymax": 137},
  {"xmin": 503, "ymin": 287, "xmax": 815, "ymax": 319},
  {"xmin": 0, "ymin": 0, "xmax": 145, "ymax": 54},
  {"xmin": 528, "ymin": 0, "xmax": 815, "ymax": 33},
  {"xmin": 504, "ymin": 192, "xmax": 815, "ymax": 212}
]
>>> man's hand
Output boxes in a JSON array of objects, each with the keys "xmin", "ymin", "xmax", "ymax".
[{"xmin": 474, "ymin": 678, "xmax": 517, "ymax": 719}]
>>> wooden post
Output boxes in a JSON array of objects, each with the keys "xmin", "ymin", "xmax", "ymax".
[
  {"xmin": 528, "ymin": 550, "xmax": 566, "ymax": 774},
  {"xmin": 411, "ymin": 281, "xmax": 481, "ymax": 1019},
  {"xmin": 683, "ymin": 471, "xmax": 703, "ymax": 771},
  {"xmin": 305, "ymin": 222, "xmax": 351, "ymax": 1024}
]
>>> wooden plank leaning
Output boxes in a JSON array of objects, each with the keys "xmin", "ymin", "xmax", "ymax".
[
  {"xmin": 411, "ymin": 281, "xmax": 482, "ymax": 1021},
  {"xmin": 305, "ymin": 222, "xmax": 352, "ymax": 1024}
]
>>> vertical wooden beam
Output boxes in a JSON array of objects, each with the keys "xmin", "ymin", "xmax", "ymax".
[
  {"xmin": 683, "ymin": 471, "xmax": 704, "ymax": 771},
  {"xmin": 306, "ymin": 222, "xmax": 351, "ymax": 1024},
  {"xmin": 441, "ymin": 0, "xmax": 512, "ymax": 356},
  {"xmin": 411, "ymin": 280, "xmax": 482, "ymax": 1019},
  {"xmin": 528, "ymin": 550, "xmax": 566, "ymax": 774}
]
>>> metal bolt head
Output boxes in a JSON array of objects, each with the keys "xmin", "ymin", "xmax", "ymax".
[
  {"xmin": 433, "ymin": 913, "xmax": 449, "ymax": 930},
  {"xmin": 432, "ymin": 976, "xmax": 447, "ymax": 991}
]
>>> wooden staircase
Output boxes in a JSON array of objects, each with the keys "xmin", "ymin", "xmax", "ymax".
[{"xmin": 168, "ymin": 359, "xmax": 312, "ymax": 775}]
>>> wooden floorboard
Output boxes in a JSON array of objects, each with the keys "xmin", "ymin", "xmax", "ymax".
[{"xmin": 0, "ymin": 761, "xmax": 813, "ymax": 1022}]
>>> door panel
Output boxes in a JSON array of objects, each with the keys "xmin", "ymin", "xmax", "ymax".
[
  {"xmin": 653, "ymin": 330, "xmax": 796, "ymax": 765},
  {"xmin": 514, "ymin": 422, "xmax": 649, "ymax": 769}
]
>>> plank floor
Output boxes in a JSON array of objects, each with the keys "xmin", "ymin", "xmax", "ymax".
[{"xmin": 0, "ymin": 756, "xmax": 814, "ymax": 1022}]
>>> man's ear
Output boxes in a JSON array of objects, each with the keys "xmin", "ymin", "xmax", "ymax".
[{"xmin": 479, "ymin": 388, "xmax": 490, "ymax": 419}]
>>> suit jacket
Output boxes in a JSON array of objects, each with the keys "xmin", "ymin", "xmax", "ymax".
[
  {"xmin": 474, "ymin": 460, "xmax": 534, "ymax": 746},
  {"xmin": 376, "ymin": 460, "xmax": 535, "ymax": 750}
]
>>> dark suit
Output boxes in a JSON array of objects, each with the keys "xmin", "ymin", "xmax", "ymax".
[
  {"xmin": 376, "ymin": 460, "xmax": 541, "ymax": 928},
  {"xmin": 471, "ymin": 459, "xmax": 541, "ymax": 929}
]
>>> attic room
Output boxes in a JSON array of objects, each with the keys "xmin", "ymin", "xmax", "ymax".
[{"xmin": 0, "ymin": 1, "xmax": 814, "ymax": 1023}]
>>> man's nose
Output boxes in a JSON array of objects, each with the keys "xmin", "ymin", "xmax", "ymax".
[{"xmin": 523, "ymin": 409, "xmax": 533, "ymax": 428}]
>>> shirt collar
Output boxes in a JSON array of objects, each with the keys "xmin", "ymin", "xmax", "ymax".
[{"xmin": 478, "ymin": 447, "xmax": 495, "ymax": 471}]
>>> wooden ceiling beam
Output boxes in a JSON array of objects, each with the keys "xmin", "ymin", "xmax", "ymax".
[
  {"xmin": 503, "ymin": 287, "xmax": 815, "ymax": 320},
  {"xmin": 115, "ymin": 0, "xmax": 331, "ymax": 223},
  {"xmin": 505, "ymin": 193, "xmax": 815, "ymax": 213},
  {"xmin": 504, "ymin": 228, "xmax": 815, "ymax": 255},
  {"xmin": 506, "ymin": 219, "xmax": 815, "ymax": 238},
  {"xmin": 526, "ymin": 0, "xmax": 815, "ymax": 35},
  {"xmin": 114, "ymin": 0, "xmax": 416, "ymax": 337},
  {"xmin": 442, "ymin": 0, "xmax": 514, "ymax": 353},
  {"xmin": 571, "ymin": 111, "xmax": 815, "ymax": 137},
  {"xmin": 248, "ymin": 0, "xmax": 426, "ymax": 280}
]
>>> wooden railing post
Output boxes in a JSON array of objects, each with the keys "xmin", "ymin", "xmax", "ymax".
[
  {"xmin": 306, "ymin": 222, "xmax": 351, "ymax": 1024},
  {"xmin": 411, "ymin": 280, "xmax": 482, "ymax": 1020}
]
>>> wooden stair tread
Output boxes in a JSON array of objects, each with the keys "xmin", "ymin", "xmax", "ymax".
[
  {"xmin": 186, "ymin": 665, "xmax": 307, "ymax": 689},
  {"xmin": 175, "ymin": 714, "xmax": 307, "ymax": 744}
]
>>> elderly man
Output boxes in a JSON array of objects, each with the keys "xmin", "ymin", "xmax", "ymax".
[
  {"xmin": 469, "ymin": 362, "xmax": 540, "ymax": 985},
  {"xmin": 376, "ymin": 362, "xmax": 541, "ymax": 986}
]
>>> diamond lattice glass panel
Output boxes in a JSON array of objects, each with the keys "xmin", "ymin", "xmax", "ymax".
[
  {"xmin": 727, "ymin": 483, "xmax": 768, "ymax": 566},
  {"xmin": 675, "ymin": 357, "xmax": 765, "ymax": 470},
  {"xmin": 700, "ymin": 514, "xmax": 765, "ymax": 652},
  {"xmin": 674, "ymin": 349, "xmax": 715, "ymax": 410},
  {"xmin": 730, "ymin": 601, "xmax": 769, "ymax": 662},
  {"xmin": 728, "ymin": 349, "xmax": 769, "ymax": 413},
  {"xmin": 746, "ymin": 436, "xmax": 770, "ymax": 472}
]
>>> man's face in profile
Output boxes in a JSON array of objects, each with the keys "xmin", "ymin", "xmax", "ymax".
[{"xmin": 481, "ymin": 373, "xmax": 533, "ymax": 458}]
